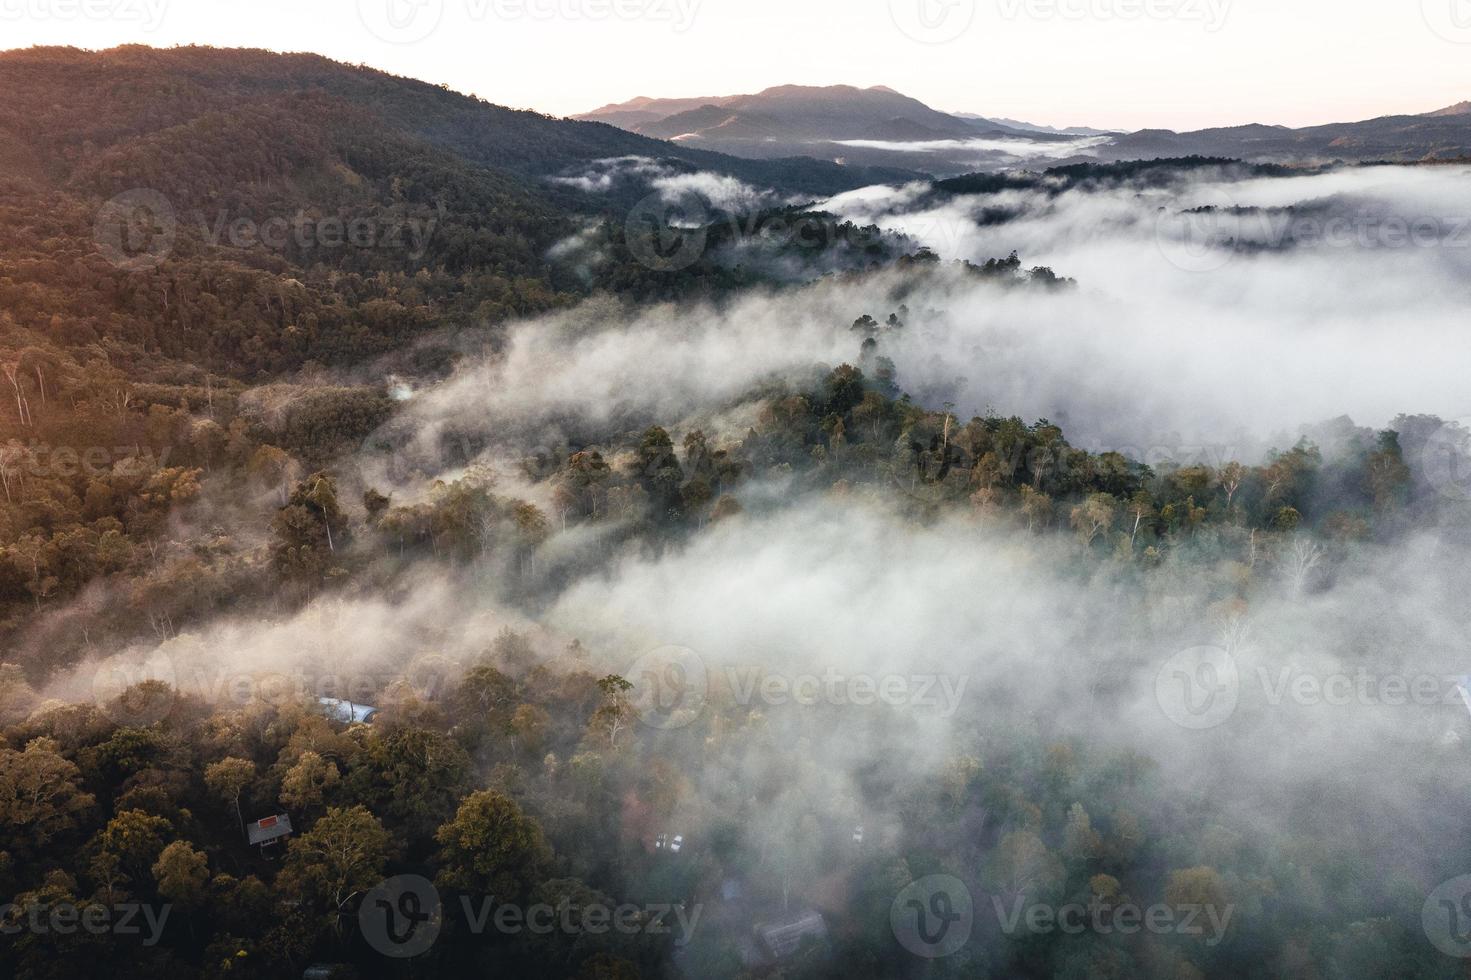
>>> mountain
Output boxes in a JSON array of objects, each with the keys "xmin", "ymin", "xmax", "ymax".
[
  {"xmin": 1425, "ymin": 101, "xmax": 1471, "ymax": 117},
  {"xmin": 576, "ymin": 94, "xmax": 734, "ymax": 129},
  {"xmin": 0, "ymin": 47, "xmax": 917, "ymax": 202},
  {"xmin": 953, "ymin": 112, "xmax": 1118, "ymax": 137},
  {"xmin": 575, "ymin": 84, "xmax": 1091, "ymax": 175},
  {"xmin": 577, "ymin": 84, "xmax": 1029, "ymax": 144},
  {"xmin": 583, "ymin": 83, "xmax": 1471, "ymax": 173},
  {"xmin": 1101, "ymin": 104, "xmax": 1471, "ymax": 163},
  {"xmin": 0, "ymin": 46, "xmax": 922, "ymax": 383}
]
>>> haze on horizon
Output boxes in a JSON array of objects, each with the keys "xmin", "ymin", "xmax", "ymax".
[{"xmin": 1, "ymin": 0, "xmax": 1467, "ymax": 132}]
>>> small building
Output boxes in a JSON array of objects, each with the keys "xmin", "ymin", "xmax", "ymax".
[
  {"xmin": 247, "ymin": 813, "xmax": 294, "ymax": 852},
  {"xmin": 302, "ymin": 966, "xmax": 357, "ymax": 980},
  {"xmin": 756, "ymin": 911, "xmax": 829, "ymax": 961},
  {"xmin": 317, "ymin": 697, "xmax": 378, "ymax": 725}
]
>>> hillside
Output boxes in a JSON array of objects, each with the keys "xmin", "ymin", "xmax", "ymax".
[
  {"xmin": 575, "ymin": 83, "xmax": 1063, "ymax": 166},
  {"xmin": 0, "ymin": 47, "xmax": 916, "ymax": 196},
  {"xmin": 1102, "ymin": 103, "xmax": 1471, "ymax": 162},
  {"xmin": 579, "ymin": 83, "xmax": 1018, "ymax": 141},
  {"xmin": 584, "ymin": 82, "xmax": 1471, "ymax": 171},
  {"xmin": 0, "ymin": 46, "xmax": 923, "ymax": 383}
]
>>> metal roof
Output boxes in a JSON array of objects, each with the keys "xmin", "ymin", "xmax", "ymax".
[
  {"xmin": 317, "ymin": 697, "xmax": 379, "ymax": 724},
  {"xmin": 247, "ymin": 813, "xmax": 294, "ymax": 845},
  {"xmin": 757, "ymin": 911, "xmax": 828, "ymax": 960}
]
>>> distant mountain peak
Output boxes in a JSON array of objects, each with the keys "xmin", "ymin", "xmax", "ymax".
[
  {"xmin": 1426, "ymin": 101, "xmax": 1471, "ymax": 117},
  {"xmin": 754, "ymin": 83, "xmax": 867, "ymax": 96},
  {"xmin": 578, "ymin": 82, "xmax": 1022, "ymax": 147}
]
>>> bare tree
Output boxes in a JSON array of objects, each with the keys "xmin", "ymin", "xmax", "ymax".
[
  {"xmin": 0, "ymin": 443, "xmax": 21, "ymax": 504},
  {"xmin": 1284, "ymin": 535, "xmax": 1324, "ymax": 598},
  {"xmin": 1220, "ymin": 461, "xmax": 1246, "ymax": 514}
]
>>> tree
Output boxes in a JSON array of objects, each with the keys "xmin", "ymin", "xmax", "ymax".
[
  {"xmin": 1019, "ymin": 486, "xmax": 1053, "ymax": 533},
  {"xmin": 1365, "ymin": 431, "xmax": 1410, "ymax": 514},
  {"xmin": 6, "ymin": 534, "xmax": 57, "ymax": 609},
  {"xmin": 247, "ymin": 445, "xmax": 296, "ymax": 505},
  {"xmin": 1164, "ymin": 866, "xmax": 1230, "ymax": 922},
  {"xmin": 510, "ymin": 704, "xmax": 550, "ymax": 755},
  {"xmin": 513, "ymin": 502, "xmax": 550, "ymax": 574},
  {"xmin": 1070, "ymin": 492, "xmax": 1117, "ymax": 546},
  {"xmin": 1062, "ymin": 803, "xmax": 1101, "ymax": 865},
  {"xmin": 0, "ymin": 663, "xmax": 37, "ymax": 726},
  {"xmin": 1126, "ymin": 491, "xmax": 1156, "ymax": 550},
  {"xmin": 1273, "ymin": 506, "xmax": 1302, "ymax": 532},
  {"xmin": 557, "ymin": 450, "xmax": 611, "ymax": 522},
  {"xmin": 1283, "ymin": 534, "xmax": 1323, "ymax": 598},
  {"xmin": 0, "ymin": 737, "xmax": 95, "ymax": 850},
  {"xmin": 454, "ymin": 664, "xmax": 519, "ymax": 736},
  {"xmin": 592, "ymin": 674, "xmax": 634, "ymax": 748},
  {"xmin": 941, "ymin": 754, "xmax": 981, "ymax": 810},
  {"xmin": 853, "ymin": 392, "xmax": 894, "ymax": 444},
  {"xmin": 434, "ymin": 790, "xmax": 551, "ymax": 900},
  {"xmin": 635, "ymin": 427, "xmax": 684, "ymax": 519},
  {"xmin": 824, "ymin": 364, "xmax": 865, "ymax": 416},
  {"xmin": 90, "ymin": 809, "xmax": 172, "ymax": 882},
  {"xmin": 989, "ymin": 830, "xmax": 1064, "ymax": 903},
  {"xmin": 972, "ymin": 451, "xmax": 1003, "ymax": 493},
  {"xmin": 279, "ymin": 751, "xmax": 341, "ymax": 811},
  {"xmin": 271, "ymin": 472, "xmax": 349, "ymax": 582},
  {"xmin": 363, "ymin": 487, "xmax": 391, "ymax": 520},
  {"xmin": 278, "ymin": 805, "xmax": 391, "ymax": 917},
  {"xmin": 1219, "ymin": 461, "xmax": 1246, "ymax": 513},
  {"xmin": 348, "ymin": 727, "xmax": 471, "ymax": 838},
  {"xmin": 711, "ymin": 495, "xmax": 743, "ymax": 521},
  {"xmin": 153, "ymin": 840, "xmax": 209, "ymax": 906},
  {"xmin": 204, "ymin": 757, "xmax": 255, "ymax": 831}
]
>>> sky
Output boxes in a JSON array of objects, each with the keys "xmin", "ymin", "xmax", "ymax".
[{"xmin": 1, "ymin": 0, "xmax": 1469, "ymax": 130}]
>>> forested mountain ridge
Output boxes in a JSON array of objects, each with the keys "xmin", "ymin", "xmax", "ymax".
[
  {"xmin": 0, "ymin": 46, "xmax": 918, "ymax": 196},
  {"xmin": 0, "ymin": 46, "xmax": 916, "ymax": 652},
  {"xmin": 0, "ymin": 46, "xmax": 918, "ymax": 381},
  {"xmin": 576, "ymin": 83, "xmax": 1036, "ymax": 143}
]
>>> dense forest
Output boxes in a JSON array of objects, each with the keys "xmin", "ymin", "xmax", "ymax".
[{"xmin": 2, "ymin": 45, "xmax": 1470, "ymax": 980}]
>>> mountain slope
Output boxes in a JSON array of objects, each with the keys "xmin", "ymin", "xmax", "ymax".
[
  {"xmin": 0, "ymin": 46, "xmax": 918, "ymax": 198},
  {"xmin": 575, "ymin": 84, "xmax": 1085, "ymax": 174},
  {"xmin": 955, "ymin": 112, "xmax": 1118, "ymax": 137},
  {"xmin": 579, "ymin": 83, "xmax": 1036, "ymax": 144},
  {"xmin": 0, "ymin": 46, "xmax": 922, "ymax": 384},
  {"xmin": 1103, "ymin": 104, "xmax": 1471, "ymax": 162},
  {"xmin": 584, "ymin": 81, "xmax": 1471, "ymax": 170}
]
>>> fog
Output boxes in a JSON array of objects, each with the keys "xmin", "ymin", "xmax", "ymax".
[
  {"xmin": 377, "ymin": 164, "xmax": 1471, "ymax": 471},
  {"xmin": 835, "ymin": 135, "xmax": 1111, "ymax": 161},
  {"xmin": 49, "ymin": 159, "xmax": 1471, "ymax": 974},
  {"xmin": 551, "ymin": 155, "xmax": 796, "ymax": 212}
]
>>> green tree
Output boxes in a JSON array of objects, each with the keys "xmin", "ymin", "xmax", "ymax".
[
  {"xmin": 0, "ymin": 737, "xmax": 95, "ymax": 851},
  {"xmin": 278, "ymin": 805, "xmax": 391, "ymax": 916},
  {"xmin": 270, "ymin": 472, "xmax": 349, "ymax": 581},
  {"xmin": 434, "ymin": 790, "xmax": 551, "ymax": 900},
  {"xmin": 279, "ymin": 750, "xmax": 341, "ymax": 812},
  {"xmin": 153, "ymin": 840, "xmax": 209, "ymax": 906},
  {"xmin": 90, "ymin": 809, "xmax": 172, "ymax": 882},
  {"xmin": 204, "ymin": 757, "xmax": 255, "ymax": 830}
]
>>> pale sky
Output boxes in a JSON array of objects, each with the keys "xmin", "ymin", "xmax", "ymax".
[{"xmin": 2, "ymin": 0, "xmax": 1469, "ymax": 131}]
